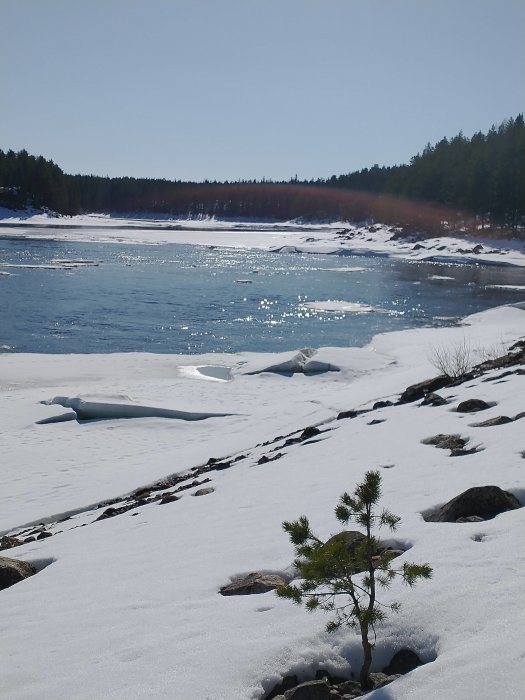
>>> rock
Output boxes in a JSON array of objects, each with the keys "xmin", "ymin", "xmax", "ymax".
[
  {"xmin": 373, "ymin": 400, "xmax": 393, "ymax": 409},
  {"xmin": 0, "ymin": 535, "xmax": 23, "ymax": 551},
  {"xmin": 322, "ymin": 531, "xmax": 366, "ymax": 561},
  {"xmin": 36, "ymin": 531, "xmax": 53, "ymax": 540},
  {"xmin": 472, "ymin": 244, "xmax": 484, "ymax": 253},
  {"xmin": 284, "ymin": 679, "xmax": 331, "ymax": 700},
  {"xmin": 370, "ymin": 672, "xmax": 400, "ymax": 688},
  {"xmin": 213, "ymin": 461, "xmax": 231, "ymax": 470},
  {"xmin": 301, "ymin": 426, "xmax": 321, "ymax": 440},
  {"xmin": 450, "ymin": 446, "xmax": 481, "ymax": 457},
  {"xmin": 456, "ymin": 515, "xmax": 485, "ymax": 523},
  {"xmin": 470, "ymin": 416, "xmax": 513, "ymax": 427},
  {"xmin": 367, "ymin": 419, "xmax": 385, "ymax": 425},
  {"xmin": 456, "ymin": 398, "xmax": 490, "ymax": 413},
  {"xmin": 383, "ymin": 648, "xmax": 422, "ymax": 675},
  {"xmin": 315, "ymin": 670, "xmax": 347, "ymax": 685},
  {"xmin": 337, "ymin": 410, "xmax": 360, "ymax": 420},
  {"xmin": 220, "ymin": 572, "xmax": 286, "ymax": 596},
  {"xmin": 0, "ymin": 556, "xmax": 36, "ymax": 591},
  {"xmin": 421, "ymin": 392, "xmax": 447, "ymax": 406},
  {"xmin": 193, "ymin": 487, "xmax": 215, "ymax": 496},
  {"xmin": 258, "ymin": 453, "xmax": 284, "ymax": 464},
  {"xmin": 96, "ymin": 506, "xmax": 124, "ymax": 521},
  {"xmin": 399, "ymin": 375, "xmax": 452, "ymax": 403},
  {"xmin": 426, "ymin": 485, "xmax": 522, "ymax": 522},
  {"xmin": 266, "ymin": 675, "xmax": 298, "ymax": 699},
  {"xmin": 421, "ymin": 434, "xmax": 468, "ymax": 451},
  {"xmin": 335, "ymin": 680, "xmax": 362, "ymax": 695},
  {"xmin": 159, "ymin": 493, "xmax": 180, "ymax": 504}
]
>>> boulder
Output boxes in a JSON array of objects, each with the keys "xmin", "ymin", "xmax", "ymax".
[
  {"xmin": 301, "ymin": 426, "xmax": 321, "ymax": 440},
  {"xmin": 470, "ymin": 416, "xmax": 513, "ymax": 427},
  {"xmin": 284, "ymin": 679, "xmax": 331, "ymax": 700},
  {"xmin": 335, "ymin": 679, "xmax": 362, "ymax": 695},
  {"xmin": 421, "ymin": 434, "xmax": 468, "ymax": 451},
  {"xmin": 337, "ymin": 410, "xmax": 361, "ymax": 420},
  {"xmin": 370, "ymin": 672, "xmax": 400, "ymax": 688},
  {"xmin": 265, "ymin": 675, "xmax": 298, "ymax": 700},
  {"xmin": 373, "ymin": 400, "xmax": 393, "ymax": 409},
  {"xmin": 192, "ymin": 487, "xmax": 215, "ymax": 497},
  {"xmin": 426, "ymin": 486, "xmax": 521, "ymax": 522},
  {"xmin": 159, "ymin": 493, "xmax": 180, "ymax": 505},
  {"xmin": 456, "ymin": 399, "xmax": 490, "ymax": 413},
  {"xmin": 321, "ymin": 531, "xmax": 366, "ymax": 569},
  {"xmin": 421, "ymin": 393, "xmax": 447, "ymax": 406},
  {"xmin": 382, "ymin": 648, "xmax": 422, "ymax": 675},
  {"xmin": 0, "ymin": 556, "xmax": 36, "ymax": 591},
  {"xmin": 399, "ymin": 375, "xmax": 452, "ymax": 403},
  {"xmin": 220, "ymin": 572, "xmax": 286, "ymax": 596},
  {"xmin": 0, "ymin": 535, "xmax": 22, "ymax": 551}
]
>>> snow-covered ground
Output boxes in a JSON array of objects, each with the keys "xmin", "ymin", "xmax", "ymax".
[
  {"xmin": 1, "ymin": 209, "xmax": 525, "ymax": 267},
  {"xmin": 1, "ymin": 304, "xmax": 525, "ymax": 699}
]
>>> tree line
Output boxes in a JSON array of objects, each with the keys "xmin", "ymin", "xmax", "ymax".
[{"xmin": 1, "ymin": 115, "xmax": 523, "ymax": 236}]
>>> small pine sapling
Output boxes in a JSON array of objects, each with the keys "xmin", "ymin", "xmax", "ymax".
[{"xmin": 277, "ymin": 470, "xmax": 432, "ymax": 691}]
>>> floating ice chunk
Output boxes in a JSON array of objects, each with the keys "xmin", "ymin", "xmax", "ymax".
[
  {"xmin": 485, "ymin": 284, "xmax": 525, "ymax": 291},
  {"xmin": 301, "ymin": 300, "xmax": 380, "ymax": 313},
  {"xmin": 269, "ymin": 245, "xmax": 303, "ymax": 254},
  {"xmin": 42, "ymin": 397, "xmax": 235, "ymax": 421},
  {"xmin": 325, "ymin": 266, "xmax": 367, "ymax": 273}
]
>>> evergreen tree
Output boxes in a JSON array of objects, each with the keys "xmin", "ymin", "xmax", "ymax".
[{"xmin": 277, "ymin": 470, "xmax": 432, "ymax": 691}]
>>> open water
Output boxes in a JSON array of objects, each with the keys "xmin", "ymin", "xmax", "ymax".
[{"xmin": 0, "ymin": 234, "xmax": 523, "ymax": 354}]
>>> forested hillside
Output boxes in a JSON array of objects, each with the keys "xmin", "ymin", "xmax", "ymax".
[
  {"xmin": 325, "ymin": 115, "xmax": 524, "ymax": 233},
  {"xmin": 1, "ymin": 116, "xmax": 523, "ymax": 236}
]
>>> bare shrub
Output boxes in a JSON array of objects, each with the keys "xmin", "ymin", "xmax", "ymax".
[{"xmin": 429, "ymin": 339, "xmax": 473, "ymax": 379}]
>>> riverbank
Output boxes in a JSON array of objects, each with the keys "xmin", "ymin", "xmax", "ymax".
[{"xmin": 1, "ymin": 209, "xmax": 524, "ymax": 268}]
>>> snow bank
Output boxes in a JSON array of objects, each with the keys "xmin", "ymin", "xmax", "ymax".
[{"xmin": 0, "ymin": 305, "xmax": 524, "ymax": 699}]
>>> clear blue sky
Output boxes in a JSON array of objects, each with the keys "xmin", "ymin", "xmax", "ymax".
[{"xmin": 1, "ymin": 0, "xmax": 524, "ymax": 182}]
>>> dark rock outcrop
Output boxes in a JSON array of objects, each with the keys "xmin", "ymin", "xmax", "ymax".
[
  {"xmin": 0, "ymin": 556, "xmax": 36, "ymax": 591},
  {"xmin": 383, "ymin": 648, "xmax": 422, "ymax": 675},
  {"xmin": 421, "ymin": 392, "xmax": 447, "ymax": 406},
  {"xmin": 265, "ymin": 675, "xmax": 299, "ymax": 700},
  {"xmin": 399, "ymin": 375, "xmax": 452, "ymax": 403},
  {"xmin": 456, "ymin": 399, "xmax": 490, "ymax": 413},
  {"xmin": 283, "ymin": 679, "xmax": 331, "ymax": 700},
  {"xmin": 425, "ymin": 486, "xmax": 522, "ymax": 522},
  {"xmin": 0, "ymin": 536, "xmax": 23, "ymax": 551}
]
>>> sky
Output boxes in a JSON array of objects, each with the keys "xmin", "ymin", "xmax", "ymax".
[{"xmin": 1, "ymin": 0, "xmax": 524, "ymax": 182}]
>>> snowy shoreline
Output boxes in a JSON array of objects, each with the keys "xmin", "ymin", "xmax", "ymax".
[
  {"xmin": 1, "ymin": 210, "xmax": 525, "ymax": 268},
  {"xmin": 1, "ymin": 304, "xmax": 525, "ymax": 699}
]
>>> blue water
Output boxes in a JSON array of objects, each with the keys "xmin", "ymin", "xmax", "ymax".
[{"xmin": 0, "ymin": 235, "xmax": 523, "ymax": 353}]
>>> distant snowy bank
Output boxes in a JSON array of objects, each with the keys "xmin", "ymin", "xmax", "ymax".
[
  {"xmin": 1, "ymin": 304, "xmax": 525, "ymax": 699},
  {"xmin": 1, "ymin": 209, "xmax": 524, "ymax": 267}
]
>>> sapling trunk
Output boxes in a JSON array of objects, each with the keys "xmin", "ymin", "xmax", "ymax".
[{"xmin": 360, "ymin": 633, "xmax": 373, "ymax": 691}]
